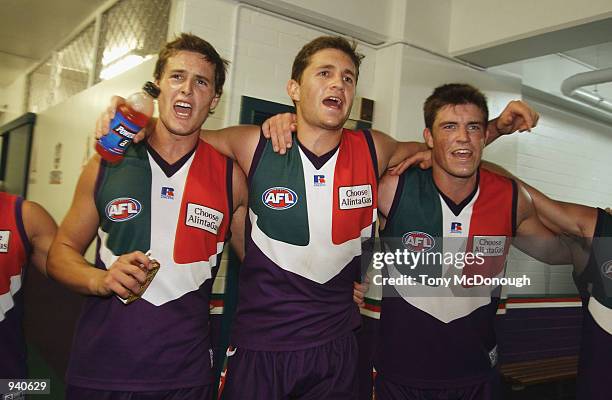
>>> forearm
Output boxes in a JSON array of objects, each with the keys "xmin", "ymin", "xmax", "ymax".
[
  {"xmin": 522, "ymin": 183, "xmax": 595, "ymax": 237},
  {"xmin": 513, "ymin": 235, "xmax": 573, "ymax": 265},
  {"xmin": 47, "ymin": 241, "xmax": 106, "ymax": 296},
  {"xmin": 485, "ymin": 118, "xmax": 502, "ymax": 145}
]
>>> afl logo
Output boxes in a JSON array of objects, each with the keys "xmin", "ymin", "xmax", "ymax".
[
  {"xmin": 262, "ymin": 187, "xmax": 298, "ymax": 210},
  {"xmin": 105, "ymin": 198, "xmax": 142, "ymax": 222},
  {"xmin": 402, "ymin": 231, "xmax": 435, "ymax": 252},
  {"xmin": 602, "ymin": 260, "xmax": 612, "ymax": 280}
]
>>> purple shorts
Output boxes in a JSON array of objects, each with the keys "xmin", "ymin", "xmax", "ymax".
[
  {"xmin": 65, "ymin": 384, "xmax": 212, "ymax": 400},
  {"xmin": 221, "ymin": 332, "xmax": 358, "ymax": 400},
  {"xmin": 375, "ymin": 373, "xmax": 501, "ymax": 400}
]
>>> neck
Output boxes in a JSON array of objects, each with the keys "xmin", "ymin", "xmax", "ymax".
[
  {"xmin": 432, "ymin": 165, "xmax": 478, "ymax": 204},
  {"xmin": 148, "ymin": 121, "xmax": 200, "ymax": 164},
  {"xmin": 295, "ymin": 115, "xmax": 343, "ymax": 156}
]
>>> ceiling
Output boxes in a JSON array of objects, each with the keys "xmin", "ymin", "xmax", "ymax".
[
  {"xmin": 0, "ymin": 0, "xmax": 105, "ymax": 88},
  {"xmin": 564, "ymin": 42, "xmax": 612, "ymax": 70}
]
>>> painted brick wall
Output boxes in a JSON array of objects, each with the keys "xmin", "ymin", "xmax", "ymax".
[{"xmin": 505, "ymin": 98, "xmax": 612, "ymax": 296}]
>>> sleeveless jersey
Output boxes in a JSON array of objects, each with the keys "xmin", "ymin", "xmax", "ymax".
[
  {"xmin": 231, "ymin": 130, "xmax": 378, "ymax": 351},
  {"xmin": 376, "ymin": 167, "xmax": 516, "ymax": 387},
  {"xmin": 574, "ymin": 208, "xmax": 612, "ymax": 399},
  {"xmin": 0, "ymin": 193, "xmax": 30, "ymax": 378},
  {"xmin": 67, "ymin": 140, "xmax": 232, "ymax": 391}
]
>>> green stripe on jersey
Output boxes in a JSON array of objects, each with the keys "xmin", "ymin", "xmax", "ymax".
[
  {"xmin": 250, "ymin": 138, "xmax": 309, "ymax": 246},
  {"xmin": 380, "ymin": 168, "xmax": 443, "ymax": 279},
  {"xmin": 96, "ymin": 143, "xmax": 152, "ymax": 255}
]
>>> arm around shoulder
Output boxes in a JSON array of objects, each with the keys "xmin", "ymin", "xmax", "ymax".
[
  {"xmin": 201, "ymin": 125, "xmax": 261, "ymax": 173},
  {"xmin": 482, "ymin": 161, "xmax": 596, "ymax": 237},
  {"xmin": 513, "ymin": 183, "xmax": 572, "ymax": 265},
  {"xmin": 370, "ymin": 129, "xmax": 428, "ymax": 177}
]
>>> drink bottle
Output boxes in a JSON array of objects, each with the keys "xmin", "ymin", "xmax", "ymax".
[{"xmin": 96, "ymin": 81, "xmax": 160, "ymax": 163}]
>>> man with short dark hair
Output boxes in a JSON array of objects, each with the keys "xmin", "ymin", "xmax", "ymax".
[
  {"xmin": 373, "ymin": 83, "xmax": 571, "ymax": 400},
  {"xmin": 48, "ymin": 33, "xmax": 248, "ymax": 400}
]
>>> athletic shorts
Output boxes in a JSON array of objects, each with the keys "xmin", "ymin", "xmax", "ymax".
[
  {"xmin": 65, "ymin": 384, "xmax": 212, "ymax": 400},
  {"xmin": 221, "ymin": 332, "xmax": 358, "ymax": 400},
  {"xmin": 375, "ymin": 372, "xmax": 501, "ymax": 400}
]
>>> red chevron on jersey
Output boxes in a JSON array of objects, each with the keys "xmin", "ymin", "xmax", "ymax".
[
  {"xmin": 332, "ymin": 129, "xmax": 378, "ymax": 245},
  {"xmin": 462, "ymin": 169, "xmax": 514, "ymax": 284},
  {"xmin": 175, "ymin": 140, "xmax": 230, "ymax": 264},
  {"xmin": 0, "ymin": 193, "xmax": 27, "ymax": 297}
]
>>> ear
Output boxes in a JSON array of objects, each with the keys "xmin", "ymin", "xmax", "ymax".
[
  {"xmin": 423, "ymin": 128, "xmax": 434, "ymax": 148},
  {"xmin": 287, "ymin": 79, "xmax": 300, "ymax": 103},
  {"xmin": 210, "ymin": 95, "xmax": 220, "ymax": 111}
]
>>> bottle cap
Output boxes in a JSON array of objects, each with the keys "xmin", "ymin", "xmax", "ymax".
[{"xmin": 143, "ymin": 81, "xmax": 161, "ymax": 98}]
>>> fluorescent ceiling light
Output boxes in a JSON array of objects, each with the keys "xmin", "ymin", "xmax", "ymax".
[
  {"xmin": 99, "ymin": 54, "xmax": 150, "ymax": 80},
  {"xmin": 102, "ymin": 43, "xmax": 137, "ymax": 66}
]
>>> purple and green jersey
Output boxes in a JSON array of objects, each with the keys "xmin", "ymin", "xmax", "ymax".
[
  {"xmin": 67, "ymin": 140, "xmax": 232, "ymax": 391},
  {"xmin": 230, "ymin": 130, "xmax": 378, "ymax": 351},
  {"xmin": 376, "ymin": 167, "xmax": 516, "ymax": 388}
]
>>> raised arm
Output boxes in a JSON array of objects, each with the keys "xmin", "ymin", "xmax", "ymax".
[
  {"xmin": 485, "ymin": 100, "xmax": 539, "ymax": 145},
  {"xmin": 47, "ymin": 155, "xmax": 152, "ymax": 297},
  {"xmin": 388, "ymin": 100, "xmax": 540, "ymax": 176},
  {"xmin": 22, "ymin": 201, "xmax": 57, "ymax": 276}
]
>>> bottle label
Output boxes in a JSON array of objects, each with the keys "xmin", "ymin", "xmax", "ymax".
[{"xmin": 98, "ymin": 111, "xmax": 143, "ymax": 156}]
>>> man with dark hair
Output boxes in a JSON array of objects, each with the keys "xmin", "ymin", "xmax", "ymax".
[
  {"xmin": 48, "ymin": 33, "xmax": 248, "ymax": 400},
  {"xmin": 291, "ymin": 36, "xmax": 364, "ymax": 83},
  {"xmin": 0, "ymin": 193, "xmax": 56, "ymax": 380},
  {"xmin": 203, "ymin": 41, "xmax": 536, "ymax": 399},
  {"xmin": 423, "ymin": 83, "xmax": 489, "ymax": 129},
  {"xmin": 154, "ymin": 33, "xmax": 229, "ymax": 100},
  {"xmin": 370, "ymin": 83, "xmax": 571, "ymax": 400}
]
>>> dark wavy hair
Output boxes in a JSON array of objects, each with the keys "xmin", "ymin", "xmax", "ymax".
[
  {"xmin": 423, "ymin": 83, "xmax": 489, "ymax": 129},
  {"xmin": 291, "ymin": 36, "xmax": 364, "ymax": 83},
  {"xmin": 154, "ymin": 33, "xmax": 229, "ymax": 97}
]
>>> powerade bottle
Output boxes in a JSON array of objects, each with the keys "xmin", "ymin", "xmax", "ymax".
[{"xmin": 96, "ymin": 81, "xmax": 160, "ymax": 163}]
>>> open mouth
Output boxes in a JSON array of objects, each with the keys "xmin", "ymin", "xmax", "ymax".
[
  {"xmin": 174, "ymin": 101, "xmax": 193, "ymax": 118},
  {"xmin": 451, "ymin": 149, "xmax": 473, "ymax": 159},
  {"xmin": 322, "ymin": 96, "xmax": 343, "ymax": 109}
]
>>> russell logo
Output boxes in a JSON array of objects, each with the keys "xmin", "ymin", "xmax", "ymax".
[
  {"xmin": 262, "ymin": 187, "xmax": 298, "ymax": 210},
  {"xmin": 402, "ymin": 231, "xmax": 435, "ymax": 252},
  {"xmin": 105, "ymin": 198, "xmax": 142, "ymax": 222},
  {"xmin": 602, "ymin": 260, "xmax": 612, "ymax": 280}
]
